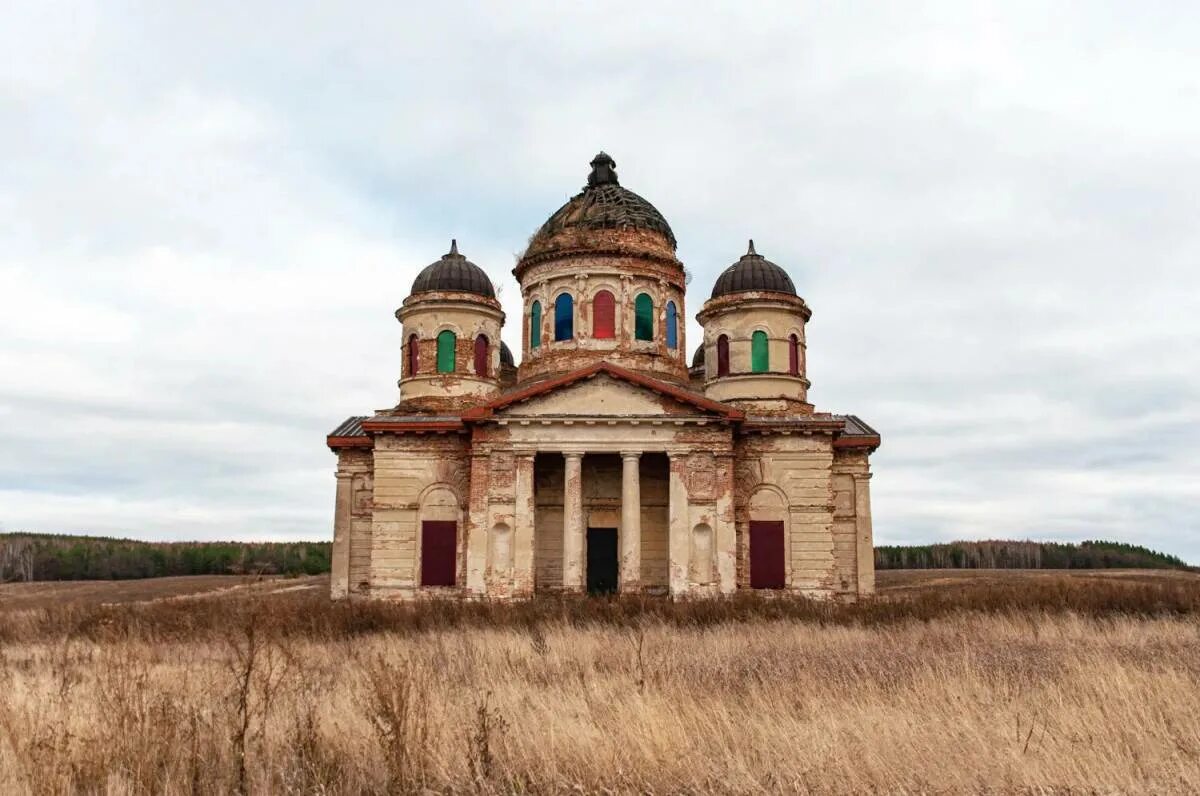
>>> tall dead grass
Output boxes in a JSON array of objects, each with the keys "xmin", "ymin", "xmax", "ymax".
[{"xmin": 0, "ymin": 580, "xmax": 1198, "ymax": 793}]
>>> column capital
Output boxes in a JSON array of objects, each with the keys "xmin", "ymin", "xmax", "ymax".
[
  {"xmin": 620, "ymin": 450, "xmax": 642, "ymax": 461},
  {"xmin": 562, "ymin": 450, "xmax": 585, "ymax": 460},
  {"xmin": 513, "ymin": 449, "xmax": 537, "ymax": 461},
  {"xmin": 335, "ymin": 471, "xmax": 354, "ymax": 480}
]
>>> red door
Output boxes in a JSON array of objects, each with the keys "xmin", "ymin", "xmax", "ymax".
[
  {"xmin": 749, "ymin": 521, "xmax": 785, "ymax": 589},
  {"xmin": 421, "ymin": 521, "xmax": 457, "ymax": 586}
]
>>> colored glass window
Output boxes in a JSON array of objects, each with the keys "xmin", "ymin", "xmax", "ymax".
[
  {"xmin": 554, "ymin": 293, "xmax": 574, "ymax": 341},
  {"xmin": 407, "ymin": 334, "xmax": 419, "ymax": 376},
  {"xmin": 751, "ymin": 330, "xmax": 769, "ymax": 373},
  {"xmin": 665, "ymin": 301, "xmax": 678, "ymax": 349},
  {"xmin": 593, "ymin": 290, "xmax": 615, "ymax": 339},
  {"xmin": 436, "ymin": 330, "xmax": 456, "ymax": 373},
  {"xmin": 717, "ymin": 335, "xmax": 730, "ymax": 376},
  {"xmin": 474, "ymin": 334, "xmax": 489, "ymax": 376},
  {"xmin": 530, "ymin": 301, "xmax": 542, "ymax": 348},
  {"xmin": 634, "ymin": 293, "xmax": 653, "ymax": 341}
]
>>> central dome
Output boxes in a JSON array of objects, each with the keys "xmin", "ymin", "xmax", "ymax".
[{"xmin": 522, "ymin": 153, "xmax": 676, "ymax": 262}]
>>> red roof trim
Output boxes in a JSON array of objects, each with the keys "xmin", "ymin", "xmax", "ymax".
[
  {"xmin": 327, "ymin": 436, "xmax": 373, "ymax": 449},
  {"xmin": 833, "ymin": 435, "xmax": 882, "ymax": 450},
  {"xmin": 462, "ymin": 362, "xmax": 744, "ymax": 421},
  {"xmin": 359, "ymin": 419, "xmax": 465, "ymax": 433}
]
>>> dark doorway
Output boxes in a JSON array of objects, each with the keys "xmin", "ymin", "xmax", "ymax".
[
  {"xmin": 421, "ymin": 520, "xmax": 457, "ymax": 587},
  {"xmin": 749, "ymin": 520, "xmax": 786, "ymax": 589},
  {"xmin": 586, "ymin": 528, "xmax": 618, "ymax": 595}
]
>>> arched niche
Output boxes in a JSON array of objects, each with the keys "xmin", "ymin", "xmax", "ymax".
[
  {"xmin": 690, "ymin": 522, "xmax": 714, "ymax": 584},
  {"xmin": 489, "ymin": 522, "xmax": 513, "ymax": 576}
]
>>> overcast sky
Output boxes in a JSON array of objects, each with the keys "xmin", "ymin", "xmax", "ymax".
[{"xmin": 2, "ymin": 2, "xmax": 1198, "ymax": 562}]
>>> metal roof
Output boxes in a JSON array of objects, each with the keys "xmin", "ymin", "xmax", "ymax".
[
  {"xmin": 526, "ymin": 153, "xmax": 677, "ymax": 254},
  {"xmin": 710, "ymin": 240, "xmax": 797, "ymax": 298},
  {"xmin": 328, "ymin": 416, "xmax": 368, "ymax": 438},
  {"xmin": 410, "ymin": 240, "xmax": 496, "ymax": 298}
]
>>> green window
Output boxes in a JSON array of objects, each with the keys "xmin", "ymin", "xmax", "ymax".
[
  {"xmin": 751, "ymin": 330, "xmax": 769, "ymax": 373},
  {"xmin": 436, "ymin": 330, "xmax": 457, "ymax": 373},
  {"xmin": 530, "ymin": 301, "xmax": 542, "ymax": 348},
  {"xmin": 634, "ymin": 293, "xmax": 653, "ymax": 341}
]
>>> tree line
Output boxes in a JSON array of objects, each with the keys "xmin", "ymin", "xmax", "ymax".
[
  {"xmin": 0, "ymin": 533, "xmax": 331, "ymax": 582},
  {"xmin": 874, "ymin": 539, "xmax": 1191, "ymax": 571}
]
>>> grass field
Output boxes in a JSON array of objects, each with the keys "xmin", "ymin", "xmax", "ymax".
[{"xmin": 1, "ymin": 570, "xmax": 1198, "ymax": 794}]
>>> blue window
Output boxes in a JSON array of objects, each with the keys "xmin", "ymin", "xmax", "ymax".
[
  {"xmin": 665, "ymin": 301, "xmax": 678, "ymax": 349},
  {"xmin": 554, "ymin": 293, "xmax": 574, "ymax": 341},
  {"xmin": 530, "ymin": 300, "xmax": 542, "ymax": 348}
]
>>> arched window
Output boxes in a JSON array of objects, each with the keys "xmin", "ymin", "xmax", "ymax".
[
  {"xmin": 665, "ymin": 301, "xmax": 678, "ymax": 349},
  {"xmin": 554, "ymin": 293, "xmax": 574, "ymax": 341},
  {"xmin": 717, "ymin": 335, "xmax": 730, "ymax": 377},
  {"xmin": 530, "ymin": 301, "xmax": 542, "ymax": 349},
  {"xmin": 751, "ymin": 330, "xmax": 769, "ymax": 373},
  {"xmin": 407, "ymin": 333, "xmax": 419, "ymax": 377},
  {"xmin": 592, "ymin": 290, "xmax": 615, "ymax": 339},
  {"xmin": 788, "ymin": 334, "xmax": 800, "ymax": 375},
  {"xmin": 436, "ymin": 330, "xmax": 456, "ymax": 373},
  {"xmin": 474, "ymin": 334, "xmax": 489, "ymax": 377},
  {"xmin": 634, "ymin": 293, "xmax": 653, "ymax": 341}
]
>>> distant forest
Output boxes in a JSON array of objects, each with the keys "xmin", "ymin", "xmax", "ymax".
[
  {"xmin": 875, "ymin": 540, "xmax": 1191, "ymax": 571},
  {"xmin": 0, "ymin": 533, "xmax": 331, "ymax": 582}
]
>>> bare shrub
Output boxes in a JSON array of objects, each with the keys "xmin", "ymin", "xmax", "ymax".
[{"xmin": 360, "ymin": 653, "xmax": 430, "ymax": 792}]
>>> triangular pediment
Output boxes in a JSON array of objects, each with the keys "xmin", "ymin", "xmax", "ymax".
[{"xmin": 463, "ymin": 363, "xmax": 742, "ymax": 421}]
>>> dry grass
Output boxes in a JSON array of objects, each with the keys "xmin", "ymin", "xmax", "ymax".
[{"xmin": 1, "ymin": 574, "xmax": 1198, "ymax": 794}]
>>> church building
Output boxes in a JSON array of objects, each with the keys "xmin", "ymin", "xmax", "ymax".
[{"xmin": 327, "ymin": 153, "xmax": 880, "ymax": 600}]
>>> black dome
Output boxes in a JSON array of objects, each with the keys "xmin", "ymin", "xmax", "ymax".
[
  {"xmin": 691, "ymin": 345, "xmax": 705, "ymax": 369},
  {"xmin": 499, "ymin": 341, "xmax": 514, "ymax": 367},
  {"xmin": 410, "ymin": 240, "xmax": 495, "ymax": 298},
  {"xmin": 710, "ymin": 241, "xmax": 796, "ymax": 298},
  {"xmin": 527, "ymin": 153, "xmax": 676, "ymax": 252}
]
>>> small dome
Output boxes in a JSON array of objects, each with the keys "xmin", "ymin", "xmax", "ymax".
[
  {"xmin": 410, "ymin": 240, "xmax": 496, "ymax": 298},
  {"xmin": 524, "ymin": 153, "xmax": 676, "ymax": 258},
  {"xmin": 710, "ymin": 241, "xmax": 797, "ymax": 298},
  {"xmin": 499, "ymin": 341, "xmax": 514, "ymax": 367},
  {"xmin": 691, "ymin": 344, "xmax": 705, "ymax": 369}
]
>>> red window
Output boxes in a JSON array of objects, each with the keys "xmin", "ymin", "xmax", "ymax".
[
  {"xmin": 749, "ymin": 521, "xmax": 786, "ymax": 589},
  {"xmin": 407, "ymin": 334, "xmax": 419, "ymax": 377},
  {"xmin": 788, "ymin": 334, "xmax": 799, "ymax": 375},
  {"xmin": 716, "ymin": 335, "xmax": 730, "ymax": 377},
  {"xmin": 421, "ymin": 520, "xmax": 457, "ymax": 586},
  {"xmin": 474, "ymin": 334, "xmax": 489, "ymax": 376},
  {"xmin": 592, "ymin": 290, "xmax": 615, "ymax": 339}
]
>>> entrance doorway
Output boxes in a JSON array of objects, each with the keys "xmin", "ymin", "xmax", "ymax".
[{"xmin": 586, "ymin": 528, "xmax": 618, "ymax": 595}]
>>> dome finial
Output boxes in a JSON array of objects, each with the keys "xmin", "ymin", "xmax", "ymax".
[
  {"xmin": 588, "ymin": 151, "xmax": 619, "ymax": 187},
  {"xmin": 747, "ymin": 239, "xmax": 757, "ymax": 257},
  {"xmin": 448, "ymin": 239, "xmax": 459, "ymax": 257}
]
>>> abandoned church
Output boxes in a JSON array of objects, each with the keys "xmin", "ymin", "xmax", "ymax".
[{"xmin": 326, "ymin": 153, "xmax": 881, "ymax": 600}]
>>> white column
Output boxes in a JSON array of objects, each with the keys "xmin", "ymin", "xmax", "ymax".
[
  {"xmin": 562, "ymin": 451, "xmax": 585, "ymax": 592},
  {"xmin": 714, "ymin": 452, "xmax": 737, "ymax": 594},
  {"xmin": 464, "ymin": 452, "xmax": 490, "ymax": 596},
  {"xmin": 854, "ymin": 472, "xmax": 875, "ymax": 596},
  {"xmin": 513, "ymin": 452, "xmax": 537, "ymax": 598},
  {"xmin": 331, "ymin": 471, "xmax": 353, "ymax": 599},
  {"xmin": 667, "ymin": 451, "xmax": 691, "ymax": 598},
  {"xmin": 620, "ymin": 451, "xmax": 642, "ymax": 592}
]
